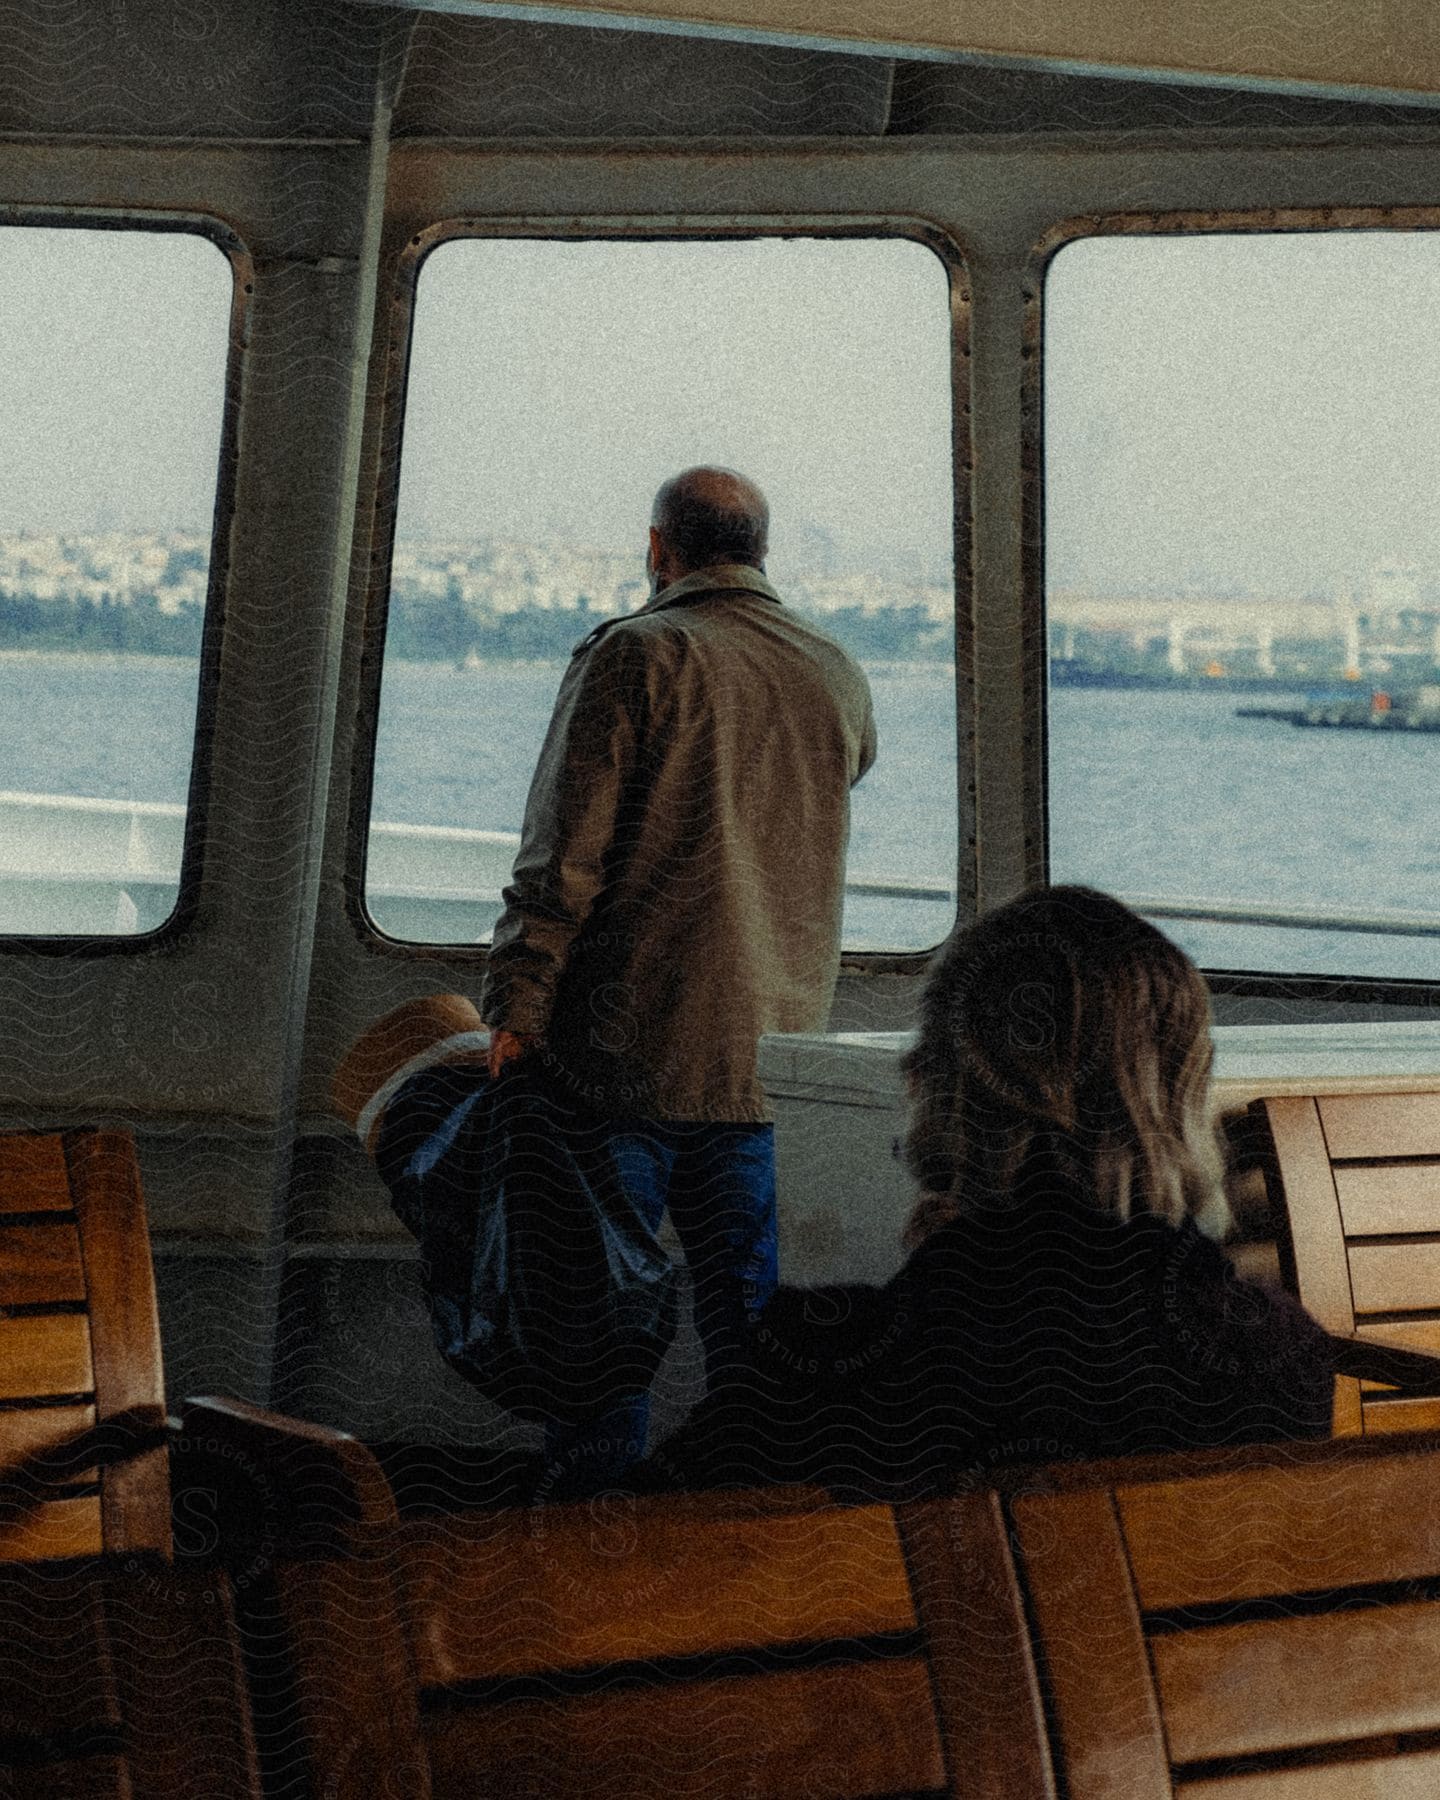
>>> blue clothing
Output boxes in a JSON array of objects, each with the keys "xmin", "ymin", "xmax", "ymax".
[
  {"xmin": 539, "ymin": 1120, "xmax": 777, "ymax": 1502},
  {"xmin": 375, "ymin": 1061, "xmax": 682, "ymax": 1429}
]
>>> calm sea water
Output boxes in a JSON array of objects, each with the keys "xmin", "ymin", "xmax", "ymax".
[
  {"xmin": 1049, "ymin": 687, "xmax": 1440, "ymax": 981},
  {"xmin": 0, "ymin": 653, "xmax": 1434, "ymax": 977},
  {"xmin": 370, "ymin": 663, "xmax": 1440, "ymax": 976},
  {"xmin": 369, "ymin": 659, "xmax": 960, "ymax": 952}
]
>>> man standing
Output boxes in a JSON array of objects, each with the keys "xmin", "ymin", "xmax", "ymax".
[{"xmin": 480, "ymin": 466, "xmax": 876, "ymax": 1491}]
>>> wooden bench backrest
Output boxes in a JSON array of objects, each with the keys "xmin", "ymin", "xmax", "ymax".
[
  {"xmin": 1007, "ymin": 1435, "xmax": 1440, "ymax": 1798},
  {"xmin": 1253, "ymin": 1092, "xmax": 1440, "ymax": 1434},
  {"xmin": 0, "ymin": 1130, "xmax": 169, "ymax": 1559},
  {"xmin": 0, "ymin": 1560, "xmax": 260, "ymax": 1798},
  {"xmin": 269, "ymin": 1486, "xmax": 1056, "ymax": 1800}
]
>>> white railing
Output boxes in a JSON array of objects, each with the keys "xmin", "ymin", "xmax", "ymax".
[
  {"xmin": 0, "ymin": 797, "xmax": 953, "ymax": 940},
  {"xmin": 0, "ymin": 789, "xmax": 187, "ymax": 934},
  {"xmin": 363, "ymin": 822, "xmax": 957, "ymax": 948},
  {"xmin": 1125, "ymin": 893, "xmax": 1440, "ymax": 941},
  {"xmin": 0, "ymin": 790, "xmax": 1435, "ymax": 953}
]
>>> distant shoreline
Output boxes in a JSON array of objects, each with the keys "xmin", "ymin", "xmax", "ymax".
[
  {"xmin": 1048, "ymin": 666, "xmax": 1392, "ymax": 695},
  {"xmin": 0, "ymin": 646, "xmax": 192, "ymax": 665},
  {"xmin": 0, "ymin": 645, "xmax": 1403, "ymax": 693}
]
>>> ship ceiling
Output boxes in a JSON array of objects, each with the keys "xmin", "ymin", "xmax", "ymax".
[
  {"xmin": 0, "ymin": 0, "xmax": 409, "ymax": 140},
  {"xmin": 393, "ymin": 14, "xmax": 895, "ymax": 136},
  {"xmin": 362, "ymin": 0, "xmax": 1440, "ymax": 108},
  {"xmin": 0, "ymin": 0, "xmax": 1434, "ymax": 146}
]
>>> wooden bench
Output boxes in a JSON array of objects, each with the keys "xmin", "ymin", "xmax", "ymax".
[
  {"xmin": 260, "ymin": 1484, "xmax": 1052, "ymax": 1800},
  {"xmin": 1251, "ymin": 1091, "xmax": 1440, "ymax": 1433},
  {"xmin": 0, "ymin": 1130, "xmax": 172, "ymax": 1559},
  {"xmin": 0, "ymin": 1128, "xmax": 402, "ymax": 1795},
  {"xmin": 1000, "ymin": 1431, "xmax": 1440, "ymax": 1798},
  {"xmin": 0, "ymin": 1127, "xmax": 399, "ymax": 1568},
  {"xmin": 0, "ymin": 1558, "xmax": 261, "ymax": 1798},
  {"xmin": 16, "ymin": 1429, "xmax": 1440, "ymax": 1799},
  {"xmin": 249, "ymin": 1428, "xmax": 1440, "ymax": 1798}
]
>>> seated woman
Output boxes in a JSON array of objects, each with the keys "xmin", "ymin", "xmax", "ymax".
[{"xmin": 658, "ymin": 885, "xmax": 1335, "ymax": 1496}]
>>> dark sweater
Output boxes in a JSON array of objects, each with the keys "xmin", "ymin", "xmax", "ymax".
[{"xmin": 658, "ymin": 1188, "xmax": 1334, "ymax": 1497}]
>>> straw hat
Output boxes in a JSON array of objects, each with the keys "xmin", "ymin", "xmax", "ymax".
[{"xmin": 332, "ymin": 993, "xmax": 491, "ymax": 1158}]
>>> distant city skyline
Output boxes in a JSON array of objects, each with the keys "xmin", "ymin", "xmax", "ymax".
[
  {"xmin": 0, "ymin": 522, "xmax": 1429, "ymax": 678},
  {"xmin": 3, "ymin": 519, "xmax": 1431, "ymax": 615}
]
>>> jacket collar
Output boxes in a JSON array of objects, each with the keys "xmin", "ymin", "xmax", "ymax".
[
  {"xmin": 573, "ymin": 564, "xmax": 780, "ymax": 656},
  {"xmin": 643, "ymin": 563, "xmax": 782, "ymax": 614}
]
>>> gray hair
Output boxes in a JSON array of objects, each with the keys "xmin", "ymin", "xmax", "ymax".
[{"xmin": 651, "ymin": 466, "xmax": 769, "ymax": 571}]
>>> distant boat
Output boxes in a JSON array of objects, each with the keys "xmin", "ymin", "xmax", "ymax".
[
  {"xmin": 1236, "ymin": 685, "xmax": 1440, "ymax": 732},
  {"xmin": 457, "ymin": 649, "xmax": 484, "ymax": 672}
]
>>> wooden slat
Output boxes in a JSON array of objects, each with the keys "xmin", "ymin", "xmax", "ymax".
[
  {"xmin": 1116, "ymin": 1447, "xmax": 1440, "ymax": 1610},
  {"xmin": 107, "ymin": 1566, "xmax": 262, "ymax": 1800},
  {"xmin": 1179, "ymin": 1748, "xmax": 1440, "ymax": 1798},
  {"xmin": 425, "ymin": 1658, "xmax": 945, "ymax": 1800},
  {"xmin": 1362, "ymin": 1395, "xmax": 1440, "ymax": 1433},
  {"xmin": 67, "ymin": 1133, "xmax": 163, "ymax": 1416},
  {"xmin": 1353, "ymin": 1324, "xmax": 1440, "ymax": 1404},
  {"xmin": 0, "ymin": 1312, "xmax": 93, "ymax": 1399},
  {"xmin": 1251, "ymin": 1098, "xmax": 1356, "ymax": 1335},
  {"xmin": 1216, "ymin": 1077, "xmax": 1440, "ymax": 1109},
  {"xmin": 398, "ymin": 1502, "xmax": 917, "ymax": 1686},
  {"xmin": 896, "ymin": 1495, "xmax": 1055, "ymax": 1800},
  {"xmin": 272, "ymin": 1553, "xmax": 430, "ymax": 1800},
  {"xmin": 1155, "ymin": 1600, "xmax": 1440, "ymax": 1761},
  {"xmin": 1009, "ymin": 1488, "xmax": 1171, "ymax": 1800},
  {"xmin": 1350, "ymin": 1242, "xmax": 1440, "ymax": 1314},
  {"xmin": 0, "ymin": 1133, "xmax": 74, "ymax": 1213},
  {"xmin": 0, "ymin": 1491, "xmax": 103, "ymax": 1561},
  {"xmin": 0, "ymin": 1563, "xmax": 118, "ymax": 1739},
  {"xmin": 1336, "ymin": 1162, "xmax": 1440, "ymax": 1236},
  {"xmin": 0, "ymin": 1219, "xmax": 85, "ymax": 1307},
  {"xmin": 1354, "ymin": 1319, "xmax": 1440, "ymax": 1412},
  {"xmin": 1356, "ymin": 1317, "xmax": 1440, "ymax": 1358},
  {"xmin": 581, "ymin": 1483, "xmax": 837, "ymax": 1520},
  {"xmin": 1333, "ymin": 1375, "xmax": 1363, "ymax": 1438},
  {"xmin": 0, "ymin": 1403, "xmax": 95, "ymax": 1472},
  {"xmin": 66, "ymin": 1132, "xmax": 169, "ymax": 1557},
  {"xmin": 178, "ymin": 1395, "xmax": 400, "ymax": 1557},
  {"xmin": 1318, "ymin": 1093, "xmax": 1440, "ymax": 1162}
]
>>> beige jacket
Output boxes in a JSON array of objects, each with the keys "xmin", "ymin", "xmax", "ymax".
[{"xmin": 478, "ymin": 564, "xmax": 877, "ymax": 1121}]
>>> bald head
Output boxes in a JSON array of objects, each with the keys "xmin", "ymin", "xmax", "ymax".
[{"xmin": 649, "ymin": 466, "xmax": 769, "ymax": 579}]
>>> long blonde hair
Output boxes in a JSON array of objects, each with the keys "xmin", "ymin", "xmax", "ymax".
[{"xmin": 900, "ymin": 886, "xmax": 1229, "ymax": 1236}]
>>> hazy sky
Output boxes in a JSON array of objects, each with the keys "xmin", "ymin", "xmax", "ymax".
[
  {"xmin": 7, "ymin": 222, "xmax": 1440, "ymax": 601},
  {"xmin": 398, "ymin": 236, "xmax": 955, "ymax": 582},
  {"xmin": 1046, "ymin": 232, "xmax": 1440, "ymax": 597},
  {"xmin": 0, "ymin": 228, "xmax": 230, "ymax": 538}
]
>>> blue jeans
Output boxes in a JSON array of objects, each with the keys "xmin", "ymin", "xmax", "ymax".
[{"xmin": 540, "ymin": 1120, "xmax": 777, "ymax": 1500}]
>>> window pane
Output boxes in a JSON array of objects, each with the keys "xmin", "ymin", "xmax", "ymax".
[
  {"xmin": 367, "ymin": 236, "xmax": 956, "ymax": 951},
  {"xmin": 0, "ymin": 226, "xmax": 229, "ymax": 934},
  {"xmin": 1045, "ymin": 233, "xmax": 1440, "ymax": 981}
]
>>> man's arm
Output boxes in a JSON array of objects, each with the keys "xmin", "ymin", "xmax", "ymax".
[{"xmin": 479, "ymin": 627, "xmax": 646, "ymax": 1042}]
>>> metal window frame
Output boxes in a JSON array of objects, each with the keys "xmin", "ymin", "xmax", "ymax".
[
  {"xmin": 0, "ymin": 204, "xmax": 250, "ymax": 956},
  {"xmin": 345, "ymin": 211, "xmax": 971, "ymax": 975},
  {"xmin": 1026, "ymin": 204, "xmax": 1440, "ymax": 1003}
]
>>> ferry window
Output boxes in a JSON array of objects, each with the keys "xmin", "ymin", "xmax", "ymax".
[
  {"xmin": 0, "ymin": 226, "xmax": 229, "ymax": 936},
  {"xmin": 1045, "ymin": 232, "xmax": 1440, "ymax": 982},
  {"xmin": 366, "ymin": 236, "xmax": 956, "ymax": 952}
]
